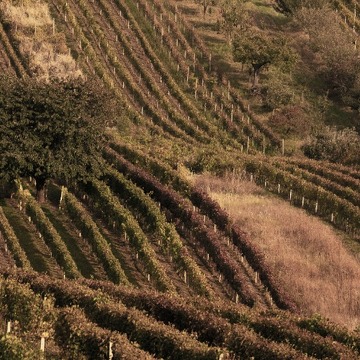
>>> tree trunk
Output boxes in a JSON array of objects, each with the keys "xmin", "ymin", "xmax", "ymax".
[
  {"xmin": 35, "ymin": 177, "xmax": 47, "ymax": 203},
  {"xmin": 203, "ymin": 0, "xmax": 208, "ymax": 17},
  {"xmin": 251, "ymin": 62, "xmax": 269, "ymax": 88},
  {"xmin": 252, "ymin": 67, "xmax": 260, "ymax": 87}
]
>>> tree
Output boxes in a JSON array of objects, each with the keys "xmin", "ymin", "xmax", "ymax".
[
  {"xmin": 0, "ymin": 76, "xmax": 112, "ymax": 202},
  {"xmin": 232, "ymin": 30, "xmax": 297, "ymax": 87},
  {"xmin": 295, "ymin": 6, "xmax": 360, "ymax": 105},
  {"xmin": 219, "ymin": 0, "xmax": 249, "ymax": 42},
  {"xmin": 195, "ymin": 0, "xmax": 217, "ymax": 17}
]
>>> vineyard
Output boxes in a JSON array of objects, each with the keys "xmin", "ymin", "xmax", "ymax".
[{"xmin": 1, "ymin": 0, "xmax": 360, "ymax": 358}]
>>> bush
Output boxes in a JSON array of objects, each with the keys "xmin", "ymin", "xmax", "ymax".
[
  {"xmin": 0, "ymin": 278, "xmax": 44, "ymax": 332},
  {"xmin": 268, "ymin": 106, "xmax": 312, "ymax": 137},
  {"xmin": 302, "ymin": 127, "xmax": 360, "ymax": 165},
  {"xmin": 0, "ymin": 335, "xmax": 39, "ymax": 360},
  {"xmin": 262, "ymin": 70, "xmax": 296, "ymax": 111}
]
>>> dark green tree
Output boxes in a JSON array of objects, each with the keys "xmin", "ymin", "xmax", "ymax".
[
  {"xmin": 232, "ymin": 31, "xmax": 297, "ymax": 87},
  {"xmin": 0, "ymin": 76, "xmax": 112, "ymax": 202}
]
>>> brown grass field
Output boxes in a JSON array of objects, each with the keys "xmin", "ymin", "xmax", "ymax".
[{"xmin": 192, "ymin": 173, "xmax": 360, "ymax": 329}]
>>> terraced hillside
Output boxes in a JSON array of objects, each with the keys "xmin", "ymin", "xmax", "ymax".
[
  {"xmin": 3, "ymin": 270, "xmax": 360, "ymax": 359},
  {"xmin": 1, "ymin": 0, "xmax": 360, "ymax": 358}
]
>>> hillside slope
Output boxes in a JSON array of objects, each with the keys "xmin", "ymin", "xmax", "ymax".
[{"xmin": 1, "ymin": 0, "xmax": 360, "ymax": 358}]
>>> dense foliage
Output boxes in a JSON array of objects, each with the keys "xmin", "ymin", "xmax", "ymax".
[{"xmin": 0, "ymin": 76, "xmax": 111, "ymax": 202}]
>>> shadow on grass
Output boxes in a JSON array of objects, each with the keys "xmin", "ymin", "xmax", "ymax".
[
  {"xmin": 1, "ymin": 200, "xmax": 49, "ymax": 273},
  {"xmin": 42, "ymin": 206, "xmax": 95, "ymax": 278}
]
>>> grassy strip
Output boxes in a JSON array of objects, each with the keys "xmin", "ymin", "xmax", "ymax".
[
  {"xmin": 17, "ymin": 190, "xmax": 80, "ymax": 279},
  {"xmin": 87, "ymin": 179, "xmax": 176, "ymax": 293},
  {"xmin": 105, "ymin": 166, "xmax": 213, "ymax": 297},
  {"xmin": 61, "ymin": 189, "xmax": 130, "ymax": 285},
  {"xmin": 0, "ymin": 206, "xmax": 30, "ymax": 269},
  {"xmin": 0, "ymin": 22, "xmax": 28, "ymax": 77}
]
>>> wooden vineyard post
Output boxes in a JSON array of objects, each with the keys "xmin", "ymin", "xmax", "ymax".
[
  {"xmin": 59, "ymin": 186, "xmax": 65, "ymax": 209},
  {"xmin": 6, "ymin": 321, "xmax": 11, "ymax": 335},
  {"xmin": 282, "ymin": 139, "xmax": 285, "ymax": 156},
  {"xmin": 109, "ymin": 341, "xmax": 114, "ymax": 360},
  {"xmin": 40, "ymin": 336, "xmax": 45, "ymax": 353},
  {"xmin": 262, "ymin": 135, "xmax": 266, "ymax": 154},
  {"xmin": 184, "ymin": 270, "xmax": 187, "ymax": 284}
]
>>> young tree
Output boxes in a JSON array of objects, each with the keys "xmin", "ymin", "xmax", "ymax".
[
  {"xmin": 219, "ymin": 0, "xmax": 249, "ymax": 42},
  {"xmin": 0, "ymin": 76, "xmax": 113, "ymax": 202},
  {"xmin": 232, "ymin": 31, "xmax": 297, "ymax": 87},
  {"xmin": 195, "ymin": 0, "xmax": 216, "ymax": 17}
]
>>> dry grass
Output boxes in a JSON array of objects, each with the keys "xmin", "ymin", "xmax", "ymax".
[
  {"xmin": 0, "ymin": 0, "xmax": 82, "ymax": 80},
  {"xmin": 192, "ymin": 173, "xmax": 360, "ymax": 329},
  {"xmin": 1, "ymin": 1, "xmax": 52, "ymax": 28}
]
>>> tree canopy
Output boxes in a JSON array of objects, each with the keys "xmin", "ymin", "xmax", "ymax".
[
  {"xmin": 0, "ymin": 76, "xmax": 112, "ymax": 202},
  {"xmin": 295, "ymin": 6, "xmax": 360, "ymax": 106},
  {"xmin": 219, "ymin": 0, "xmax": 249, "ymax": 42},
  {"xmin": 232, "ymin": 31, "xmax": 297, "ymax": 87}
]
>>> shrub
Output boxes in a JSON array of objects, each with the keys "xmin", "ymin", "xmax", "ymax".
[
  {"xmin": 0, "ymin": 335, "xmax": 39, "ymax": 360},
  {"xmin": 302, "ymin": 127, "xmax": 360, "ymax": 165}
]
